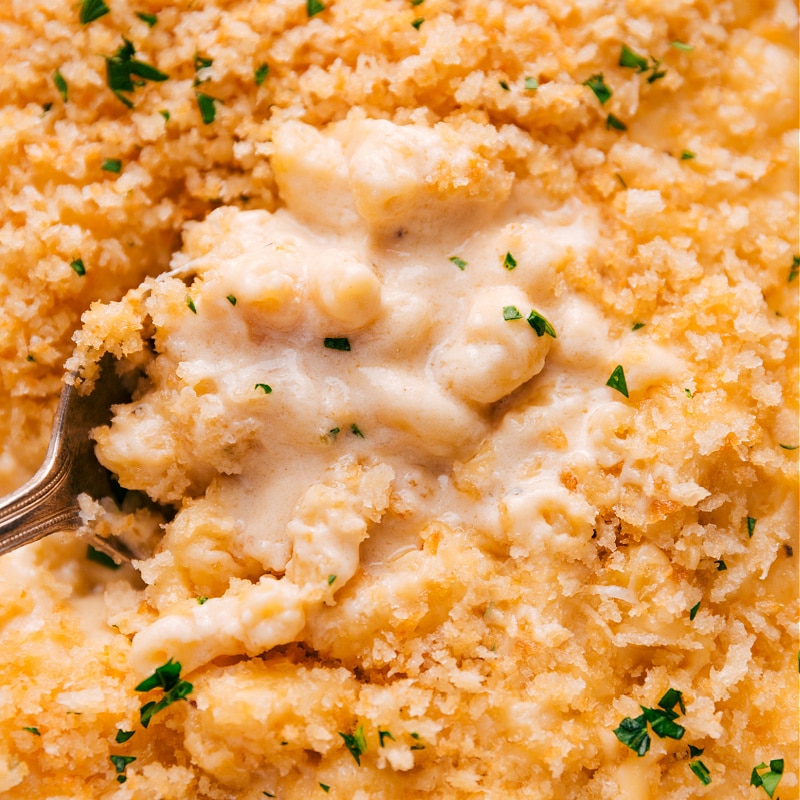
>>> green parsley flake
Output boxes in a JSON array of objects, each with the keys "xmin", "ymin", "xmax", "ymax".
[
  {"xmin": 159, "ymin": 109, "xmax": 170, "ymax": 122},
  {"xmin": 715, "ymin": 559, "xmax": 727, "ymax": 571},
  {"xmin": 255, "ymin": 63, "xmax": 269, "ymax": 85},
  {"xmin": 115, "ymin": 730, "xmax": 135, "ymax": 743},
  {"xmin": 502, "ymin": 251, "xmax": 517, "ymax": 270},
  {"xmin": 136, "ymin": 11, "xmax": 158, "ymax": 26},
  {"xmin": 339, "ymin": 725, "xmax": 367, "ymax": 765},
  {"xmin": 411, "ymin": 17, "xmax": 424, "ymax": 29},
  {"xmin": 263, "ymin": 793, "xmax": 276, "ymax": 798},
  {"xmin": 320, "ymin": 784, "xmax": 331, "ymax": 793},
  {"xmin": 647, "ymin": 60, "xmax": 666, "ymax": 83},
  {"xmin": 779, "ymin": 443, "xmax": 798, "ymax": 450},
  {"xmin": 527, "ymin": 309, "xmax": 556, "ymax": 338},
  {"xmin": 70, "ymin": 258, "xmax": 87, "ymax": 276},
  {"xmin": 751, "ymin": 760, "xmax": 784, "ymax": 798},
  {"xmin": 324, "ymin": 337, "xmax": 351, "ymax": 351},
  {"xmin": 307, "ymin": 0, "xmax": 325, "ymax": 16},
  {"xmin": 583, "ymin": 73, "xmax": 612, "ymax": 104},
  {"xmin": 196, "ymin": 92, "xmax": 217, "ymax": 124},
  {"xmin": 101, "ymin": 158, "xmax": 122, "ymax": 173},
  {"xmin": 789, "ymin": 255, "xmax": 799, "ymax": 282},
  {"xmin": 80, "ymin": 0, "xmax": 110, "ymax": 25},
  {"xmin": 606, "ymin": 114, "xmax": 627, "ymax": 131},
  {"xmin": 409, "ymin": 732, "xmax": 425, "ymax": 750},
  {"xmin": 606, "ymin": 365, "xmax": 629, "ymax": 397},
  {"xmin": 105, "ymin": 38, "xmax": 168, "ymax": 107},
  {"xmin": 614, "ymin": 714, "xmax": 650, "ymax": 756},
  {"xmin": 619, "ymin": 44, "xmax": 649, "ymax": 72},
  {"xmin": 255, "ymin": 383, "xmax": 273, "ymax": 394},
  {"xmin": 26, "ymin": 355, "xmax": 36, "ymax": 363},
  {"xmin": 640, "ymin": 705, "xmax": 685, "ymax": 739},
  {"xmin": 350, "ymin": 423, "xmax": 365, "ymax": 438},
  {"xmin": 53, "ymin": 70, "xmax": 68, "ymax": 102},
  {"xmin": 690, "ymin": 760, "xmax": 711, "ymax": 785},
  {"xmin": 747, "ymin": 516, "xmax": 757, "ymax": 537},
  {"xmin": 681, "ymin": 150, "xmax": 696, "ymax": 160},
  {"xmin": 197, "ymin": 596, "xmax": 208, "ymax": 605},
  {"xmin": 226, "ymin": 294, "xmax": 237, "ymax": 305},
  {"xmin": 689, "ymin": 744, "xmax": 705, "ymax": 758},
  {"xmin": 503, "ymin": 305, "xmax": 522, "ymax": 321},
  {"xmin": 411, "ymin": 0, "xmax": 424, "ymax": 5},
  {"xmin": 194, "ymin": 54, "xmax": 213, "ymax": 71},
  {"xmin": 684, "ymin": 388, "xmax": 693, "ymax": 398},
  {"xmin": 524, "ymin": 76, "xmax": 539, "ymax": 90},
  {"xmin": 658, "ymin": 687, "xmax": 686, "ymax": 715},
  {"xmin": 499, "ymin": 80, "xmax": 510, "ymax": 91},
  {"xmin": 449, "ymin": 256, "xmax": 467, "ymax": 270},
  {"xmin": 135, "ymin": 659, "xmax": 193, "ymax": 729},
  {"xmin": 23, "ymin": 726, "xmax": 40, "ymax": 736},
  {"xmin": 327, "ymin": 574, "xmax": 336, "ymax": 585},
  {"xmin": 42, "ymin": 103, "xmax": 53, "ymax": 114},
  {"xmin": 185, "ymin": 295, "xmax": 197, "ymax": 314},
  {"xmin": 671, "ymin": 41, "xmax": 694, "ymax": 52},
  {"xmin": 87, "ymin": 544, "xmax": 120, "ymax": 569},
  {"xmin": 378, "ymin": 730, "xmax": 395, "ymax": 747},
  {"xmin": 689, "ymin": 601, "xmax": 700, "ymax": 621},
  {"xmin": 110, "ymin": 755, "xmax": 136, "ymax": 784},
  {"xmin": 328, "ymin": 427, "xmax": 340, "ymax": 439},
  {"xmin": 632, "ymin": 321, "xmax": 645, "ymax": 331},
  {"xmin": 616, "ymin": 172, "xmax": 628, "ymax": 188}
]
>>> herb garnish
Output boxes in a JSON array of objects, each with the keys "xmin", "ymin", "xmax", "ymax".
[
  {"xmin": 526, "ymin": 309, "xmax": 556, "ymax": 338},
  {"xmin": 751, "ymin": 760, "xmax": 784, "ymax": 798},
  {"xmin": 339, "ymin": 725, "xmax": 367, "ymax": 765},
  {"xmin": 23, "ymin": 726, "xmax": 40, "ymax": 735},
  {"xmin": 135, "ymin": 659, "xmax": 193, "ymax": 728},
  {"xmin": 186, "ymin": 295, "xmax": 197, "ymax": 314},
  {"xmin": 619, "ymin": 45, "xmax": 648, "ymax": 71},
  {"xmin": 320, "ymin": 784, "xmax": 330, "ymax": 792},
  {"xmin": 350, "ymin": 423, "xmax": 365, "ymax": 438},
  {"xmin": 789, "ymin": 255, "xmax": 799, "ymax": 282},
  {"xmin": 53, "ymin": 70, "xmax": 68, "ymax": 102},
  {"xmin": 524, "ymin": 76, "xmax": 539, "ymax": 90},
  {"xmin": 226, "ymin": 294, "xmax": 237, "ymax": 305},
  {"xmin": 255, "ymin": 64, "xmax": 269, "ymax": 85},
  {"xmin": 136, "ymin": 11, "xmax": 158, "ymax": 26},
  {"xmin": 115, "ymin": 730, "xmax": 135, "ymax": 743},
  {"xmin": 614, "ymin": 714, "xmax": 650, "ymax": 755},
  {"xmin": 684, "ymin": 388, "xmax": 693, "ymax": 398},
  {"xmin": 255, "ymin": 383, "xmax": 273, "ymax": 394},
  {"xmin": 747, "ymin": 517, "xmax": 756, "ymax": 537},
  {"xmin": 101, "ymin": 158, "xmax": 122, "ymax": 173},
  {"xmin": 409, "ymin": 732, "xmax": 425, "ymax": 751},
  {"xmin": 307, "ymin": 0, "xmax": 325, "ymax": 16},
  {"xmin": 327, "ymin": 575, "xmax": 336, "ymax": 585},
  {"xmin": 70, "ymin": 258, "xmax": 86, "ymax": 276},
  {"xmin": 689, "ymin": 601, "xmax": 700, "ymax": 621},
  {"xmin": 449, "ymin": 256, "xmax": 467, "ymax": 270},
  {"xmin": 503, "ymin": 306, "xmax": 522, "ymax": 321},
  {"xmin": 324, "ymin": 337, "xmax": 351, "ymax": 351},
  {"xmin": 606, "ymin": 114, "xmax": 627, "ymax": 131},
  {"xmin": 780, "ymin": 444, "xmax": 798, "ymax": 450},
  {"xmin": 670, "ymin": 41, "xmax": 694, "ymax": 52},
  {"xmin": 196, "ymin": 92, "xmax": 217, "ymax": 124},
  {"xmin": 613, "ymin": 688, "xmax": 686, "ymax": 756},
  {"xmin": 105, "ymin": 38, "xmax": 168, "ymax": 107},
  {"xmin": 681, "ymin": 150, "xmax": 696, "ymax": 160},
  {"xmin": 194, "ymin": 54, "xmax": 213, "ymax": 72},
  {"xmin": 615, "ymin": 172, "xmax": 627, "ymax": 188},
  {"xmin": 80, "ymin": 0, "xmax": 110, "ymax": 25},
  {"xmin": 499, "ymin": 80, "xmax": 510, "ymax": 91},
  {"xmin": 87, "ymin": 544, "xmax": 120, "ymax": 569},
  {"xmin": 197, "ymin": 595, "xmax": 208, "ymax": 604},
  {"xmin": 632, "ymin": 321, "xmax": 645, "ymax": 331},
  {"xmin": 378, "ymin": 730, "xmax": 394, "ymax": 747},
  {"xmin": 583, "ymin": 74, "xmax": 612, "ymax": 104},
  {"xmin": 502, "ymin": 251, "xmax": 517, "ymax": 270},
  {"xmin": 715, "ymin": 559, "xmax": 727, "ymax": 571},
  {"xmin": 411, "ymin": 17, "xmax": 424, "ymax": 29},
  {"xmin": 689, "ymin": 760, "xmax": 711, "ymax": 785},
  {"xmin": 606, "ymin": 365, "xmax": 628, "ymax": 397},
  {"xmin": 110, "ymin": 754, "xmax": 136, "ymax": 784}
]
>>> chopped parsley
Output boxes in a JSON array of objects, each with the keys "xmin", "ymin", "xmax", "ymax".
[
  {"xmin": 226, "ymin": 294, "xmax": 237, "ymax": 305},
  {"xmin": 502, "ymin": 251, "xmax": 517, "ymax": 270},
  {"xmin": 26, "ymin": 355, "xmax": 36, "ymax": 363},
  {"xmin": 747, "ymin": 516, "xmax": 757, "ymax": 538},
  {"xmin": 328, "ymin": 427, "xmax": 340, "ymax": 439},
  {"xmin": 689, "ymin": 601, "xmax": 700, "ymax": 621},
  {"xmin": 606, "ymin": 113, "xmax": 627, "ymax": 131},
  {"xmin": 619, "ymin": 44, "xmax": 649, "ymax": 72},
  {"xmin": 681, "ymin": 150, "xmax": 696, "ymax": 160},
  {"xmin": 324, "ymin": 337, "xmax": 351, "ymax": 351},
  {"xmin": 350, "ymin": 423, "xmax": 365, "ymax": 438},
  {"xmin": 135, "ymin": 659, "xmax": 193, "ymax": 728},
  {"xmin": 255, "ymin": 383, "xmax": 273, "ymax": 394},
  {"xmin": 196, "ymin": 92, "xmax": 217, "ymax": 124},
  {"xmin": 632, "ymin": 321, "xmax": 645, "ymax": 331},
  {"xmin": 780, "ymin": 443, "xmax": 798, "ymax": 450},
  {"xmin": 42, "ymin": 102, "xmax": 53, "ymax": 114},
  {"xmin": 115, "ymin": 730, "xmax": 135, "ymax": 743},
  {"xmin": 503, "ymin": 305, "xmax": 522, "ymax": 321},
  {"xmin": 87, "ymin": 544, "xmax": 120, "ymax": 569},
  {"xmin": 614, "ymin": 714, "xmax": 650, "ymax": 756},
  {"xmin": 110, "ymin": 754, "xmax": 136, "ymax": 784},
  {"xmin": 70, "ymin": 258, "xmax": 87, "ymax": 276},
  {"xmin": 606, "ymin": 365, "xmax": 629, "ymax": 397},
  {"xmin": 105, "ymin": 38, "xmax": 168, "ymax": 107},
  {"xmin": 715, "ymin": 559, "xmax": 727, "ymax": 571},
  {"xmin": 194, "ymin": 54, "xmax": 213, "ymax": 72},
  {"xmin": 647, "ymin": 60, "xmax": 666, "ymax": 83},
  {"xmin": 101, "ymin": 158, "xmax": 122, "ymax": 173},
  {"xmin": 255, "ymin": 63, "xmax": 269, "ymax": 85},
  {"xmin": 690, "ymin": 760, "xmax": 711, "ymax": 785},
  {"xmin": 615, "ymin": 172, "xmax": 627, "ymax": 188},
  {"xmin": 80, "ymin": 0, "xmax": 110, "ymax": 25},
  {"xmin": 327, "ymin": 574, "xmax": 336, "ymax": 585},
  {"xmin": 197, "ymin": 595, "xmax": 208, "ymax": 604},
  {"xmin": 689, "ymin": 745, "xmax": 704, "ymax": 758},
  {"xmin": 378, "ymin": 730, "xmax": 394, "ymax": 747},
  {"xmin": 526, "ymin": 309, "xmax": 556, "ymax": 338},
  {"xmin": 613, "ymin": 688, "xmax": 687, "ymax": 756},
  {"xmin": 263, "ymin": 793, "xmax": 276, "ymax": 798},
  {"xmin": 684, "ymin": 388, "xmax": 693, "ymax": 398},
  {"xmin": 449, "ymin": 256, "xmax": 467, "ymax": 270},
  {"xmin": 186, "ymin": 295, "xmax": 197, "ymax": 314},
  {"xmin": 53, "ymin": 70, "xmax": 68, "ymax": 102},
  {"xmin": 641, "ymin": 706, "xmax": 685, "ymax": 740},
  {"xmin": 583, "ymin": 73, "xmax": 612, "ymax": 104},
  {"xmin": 657, "ymin": 687, "xmax": 686, "ymax": 715},
  {"xmin": 22, "ymin": 726, "xmax": 40, "ymax": 735},
  {"xmin": 411, "ymin": 0, "xmax": 424, "ymax": 5},
  {"xmin": 789, "ymin": 255, "xmax": 799, "ymax": 282},
  {"xmin": 307, "ymin": 0, "xmax": 325, "ymax": 16},
  {"xmin": 524, "ymin": 76, "xmax": 539, "ymax": 90},
  {"xmin": 339, "ymin": 725, "xmax": 367, "ymax": 765},
  {"xmin": 751, "ymin": 760, "xmax": 784, "ymax": 798},
  {"xmin": 319, "ymin": 784, "xmax": 330, "ymax": 793},
  {"xmin": 499, "ymin": 80, "xmax": 510, "ymax": 91},
  {"xmin": 671, "ymin": 41, "xmax": 694, "ymax": 52},
  {"xmin": 411, "ymin": 17, "xmax": 424, "ymax": 29},
  {"xmin": 136, "ymin": 11, "xmax": 158, "ymax": 26},
  {"xmin": 409, "ymin": 732, "xmax": 425, "ymax": 751}
]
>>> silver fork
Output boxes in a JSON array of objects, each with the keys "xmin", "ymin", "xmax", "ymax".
[{"xmin": 0, "ymin": 355, "xmax": 134, "ymax": 563}]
